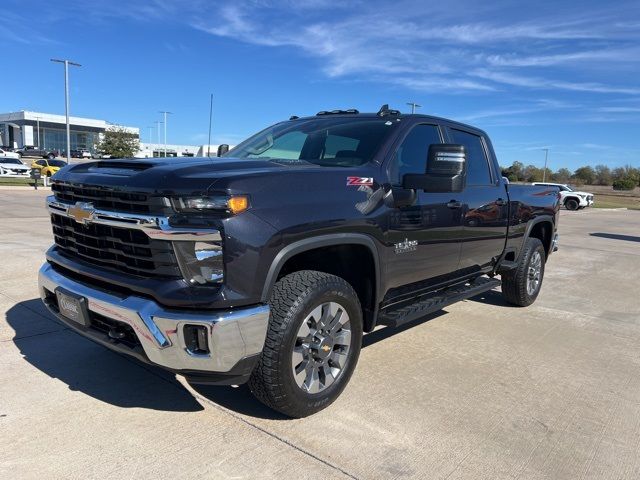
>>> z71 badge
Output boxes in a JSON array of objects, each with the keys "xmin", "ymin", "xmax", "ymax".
[{"xmin": 347, "ymin": 176, "xmax": 374, "ymax": 186}]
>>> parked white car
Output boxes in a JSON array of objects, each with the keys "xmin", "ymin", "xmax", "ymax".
[
  {"xmin": 0, "ymin": 158, "xmax": 30, "ymax": 177},
  {"xmin": 0, "ymin": 148, "xmax": 21, "ymax": 160},
  {"xmin": 532, "ymin": 182, "xmax": 594, "ymax": 210}
]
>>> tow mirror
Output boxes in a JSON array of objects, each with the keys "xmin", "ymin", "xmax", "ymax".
[
  {"xmin": 402, "ymin": 144, "xmax": 466, "ymax": 193},
  {"xmin": 217, "ymin": 144, "xmax": 229, "ymax": 157}
]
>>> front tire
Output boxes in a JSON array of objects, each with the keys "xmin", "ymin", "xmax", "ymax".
[
  {"xmin": 565, "ymin": 198, "xmax": 579, "ymax": 210},
  {"xmin": 248, "ymin": 270, "xmax": 363, "ymax": 418},
  {"xmin": 501, "ymin": 237, "xmax": 546, "ymax": 307}
]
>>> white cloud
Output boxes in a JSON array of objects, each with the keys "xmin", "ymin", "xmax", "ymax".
[
  {"xmin": 42, "ymin": 0, "xmax": 640, "ymax": 101},
  {"xmin": 472, "ymin": 69, "xmax": 640, "ymax": 95},
  {"xmin": 486, "ymin": 48, "xmax": 640, "ymax": 67},
  {"xmin": 598, "ymin": 107, "xmax": 640, "ymax": 113},
  {"xmin": 187, "ymin": 1, "xmax": 640, "ymax": 98}
]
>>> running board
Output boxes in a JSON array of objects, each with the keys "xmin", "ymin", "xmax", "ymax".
[{"xmin": 377, "ymin": 277, "xmax": 501, "ymax": 328}]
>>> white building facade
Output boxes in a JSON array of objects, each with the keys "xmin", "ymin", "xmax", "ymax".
[
  {"xmin": 0, "ymin": 111, "xmax": 140, "ymax": 154},
  {"xmin": 0, "ymin": 111, "xmax": 218, "ymax": 158}
]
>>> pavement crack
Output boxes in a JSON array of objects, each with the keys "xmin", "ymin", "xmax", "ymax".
[
  {"xmin": 1, "ymin": 327, "xmax": 67, "ymax": 343},
  {"xmin": 190, "ymin": 390, "xmax": 361, "ymax": 480},
  {"xmin": 112, "ymin": 352, "xmax": 360, "ymax": 479}
]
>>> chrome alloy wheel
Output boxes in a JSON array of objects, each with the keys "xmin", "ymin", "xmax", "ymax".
[
  {"xmin": 291, "ymin": 302, "xmax": 352, "ymax": 394},
  {"xmin": 527, "ymin": 250, "xmax": 542, "ymax": 296}
]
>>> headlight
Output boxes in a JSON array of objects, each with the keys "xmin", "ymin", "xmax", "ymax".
[
  {"xmin": 172, "ymin": 195, "xmax": 249, "ymax": 215},
  {"xmin": 173, "ymin": 241, "xmax": 224, "ymax": 285}
]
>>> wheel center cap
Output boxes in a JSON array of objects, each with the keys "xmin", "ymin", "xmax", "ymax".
[{"xmin": 312, "ymin": 337, "xmax": 334, "ymax": 359}]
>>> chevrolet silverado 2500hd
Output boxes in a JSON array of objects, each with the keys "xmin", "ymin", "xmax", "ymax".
[{"xmin": 39, "ymin": 106, "xmax": 560, "ymax": 417}]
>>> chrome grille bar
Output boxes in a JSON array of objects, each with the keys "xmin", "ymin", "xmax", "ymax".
[{"xmin": 46, "ymin": 196, "xmax": 221, "ymax": 242}]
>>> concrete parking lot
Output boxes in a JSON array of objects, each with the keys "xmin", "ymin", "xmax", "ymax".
[{"xmin": 1, "ymin": 187, "xmax": 639, "ymax": 479}]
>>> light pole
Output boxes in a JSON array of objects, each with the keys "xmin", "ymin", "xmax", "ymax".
[
  {"xmin": 159, "ymin": 111, "xmax": 172, "ymax": 157},
  {"xmin": 35, "ymin": 116, "xmax": 41, "ymax": 148},
  {"xmin": 542, "ymin": 148, "xmax": 549, "ymax": 182},
  {"xmin": 207, "ymin": 94, "xmax": 213, "ymax": 157},
  {"xmin": 406, "ymin": 102, "xmax": 422, "ymax": 114},
  {"xmin": 51, "ymin": 58, "xmax": 81, "ymax": 162},
  {"xmin": 154, "ymin": 120, "xmax": 162, "ymax": 156}
]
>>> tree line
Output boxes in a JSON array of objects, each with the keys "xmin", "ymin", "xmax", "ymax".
[{"xmin": 500, "ymin": 162, "xmax": 639, "ymax": 190}]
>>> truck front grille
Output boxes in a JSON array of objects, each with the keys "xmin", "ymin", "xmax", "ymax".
[
  {"xmin": 51, "ymin": 214, "xmax": 181, "ymax": 278},
  {"xmin": 51, "ymin": 181, "xmax": 168, "ymax": 215}
]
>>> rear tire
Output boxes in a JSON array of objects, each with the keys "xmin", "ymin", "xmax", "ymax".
[
  {"xmin": 501, "ymin": 237, "xmax": 545, "ymax": 307},
  {"xmin": 565, "ymin": 198, "xmax": 579, "ymax": 210},
  {"xmin": 248, "ymin": 270, "xmax": 363, "ymax": 418}
]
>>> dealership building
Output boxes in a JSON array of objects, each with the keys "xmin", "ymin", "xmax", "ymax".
[
  {"xmin": 0, "ymin": 111, "xmax": 213, "ymax": 158},
  {"xmin": 0, "ymin": 111, "xmax": 139, "ymax": 153}
]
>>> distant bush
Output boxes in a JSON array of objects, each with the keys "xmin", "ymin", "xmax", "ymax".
[{"xmin": 612, "ymin": 177, "xmax": 637, "ymax": 191}]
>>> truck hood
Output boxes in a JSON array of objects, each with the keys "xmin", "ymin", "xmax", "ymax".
[{"xmin": 51, "ymin": 157, "xmax": 375, "ymax": 197}]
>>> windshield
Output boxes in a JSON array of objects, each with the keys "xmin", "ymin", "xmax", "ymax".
[
  {"xmin": 1, "ymin": 159, "xmax": 23, "ymax": 165},
  {"xmin": 226, "ymin": 117, "xmax": 400, "ymax": 166},
  {"xmin": 48, "ymin": 160, "xmax": 67, "ymax": 167}
]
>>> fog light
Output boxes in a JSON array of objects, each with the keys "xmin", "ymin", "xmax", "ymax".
[
  {"xmin": 184, "ymin": 325, "xmax": 209, "ymax": 354},
  {"xmin": 173, "ymin": 241, "xmax": 224, "ymax": 285}
]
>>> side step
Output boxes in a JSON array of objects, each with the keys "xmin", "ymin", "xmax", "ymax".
[{"xmin": 377, "ymin": 277, "xmax": 501, "ymax": 328}]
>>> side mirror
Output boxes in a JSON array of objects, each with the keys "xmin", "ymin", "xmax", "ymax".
[
  {"xmin": 402, "ymin": 144, "xmax": 466, "ymax": 193},
  {"xmin": 217, "ymin": 144, "xmax": 229, "ymax": 157}
]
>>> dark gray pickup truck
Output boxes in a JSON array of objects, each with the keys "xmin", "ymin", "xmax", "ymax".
[{"xmin": 39, "ymin": 105, "xmax": 560, "ymax": 417}]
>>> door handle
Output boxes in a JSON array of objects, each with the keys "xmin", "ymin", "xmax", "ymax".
[
  {"xmin": 495, "ymin": 198, "xmax": 507, "ymax": 206},
  {"xmin": 447, "ymin": 200, "xmax": 463, "ymax": 209}
]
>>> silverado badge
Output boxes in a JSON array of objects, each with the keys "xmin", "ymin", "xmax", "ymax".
[
  {"xmin": 68, "ymin": 202, "xmax": 95, "ymax": 225},
  {"xmin": 394, "ymin": 238, "xmax": 418, "ymax": 254}
]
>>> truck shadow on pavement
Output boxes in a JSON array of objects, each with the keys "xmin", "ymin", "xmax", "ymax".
[
  {"xmin": 7, "ymin": 298, "xmax": 486, "ymax": 420},
  {"xmin": 467, "ymin": 289, "xmax": 511, "ymax": 307},
  {"xmin": 590, "ymin": 232, "xmax": 640, "ymax": 243},
  {"xmin": 191, "ymin": 310, "xmax": 448, "ymax": 419},
  {"xmin": 7, "ymin": 299, "xmax": 204, "ymax": 413}
]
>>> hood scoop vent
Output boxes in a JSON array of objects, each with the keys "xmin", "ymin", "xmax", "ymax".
[
  {"xmin": 94, "ymin": 161, "xmax": 153, "ymax": 171},
  {"xmin": 89, "ymin": 161, "xmax": 153, "ymax": 176}
]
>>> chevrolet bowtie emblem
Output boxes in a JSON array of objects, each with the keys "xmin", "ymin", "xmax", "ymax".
[
  {"xmin": 68, "ymin": 202, "xmax": 95, "ymax": 224},
  {"xmin": 321, "ymin": 345, "xmax": 331, "ymax": 353}
]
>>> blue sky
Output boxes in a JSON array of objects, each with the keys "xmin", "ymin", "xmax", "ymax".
[{"xmin": 2, "ymin": 0, "xmax": 639, "ymax": 170}]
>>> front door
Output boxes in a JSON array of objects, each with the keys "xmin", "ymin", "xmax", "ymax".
[{"xmin": 384, "ymin": 124, "xmax": 465, "ymax": 296}]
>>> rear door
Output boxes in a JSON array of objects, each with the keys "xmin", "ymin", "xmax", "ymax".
[
  {"xmin": 446, "ymin": 127, "xmax": 508, "ymax": 273},
  {"xmin": 383, "ymin": 123, "xmax": 465, "ymax": 291}
]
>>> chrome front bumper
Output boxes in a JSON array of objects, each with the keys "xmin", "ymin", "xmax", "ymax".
[{"xmin": 38, "ymin": 262, "xmax": 270, "ymax": 374}]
